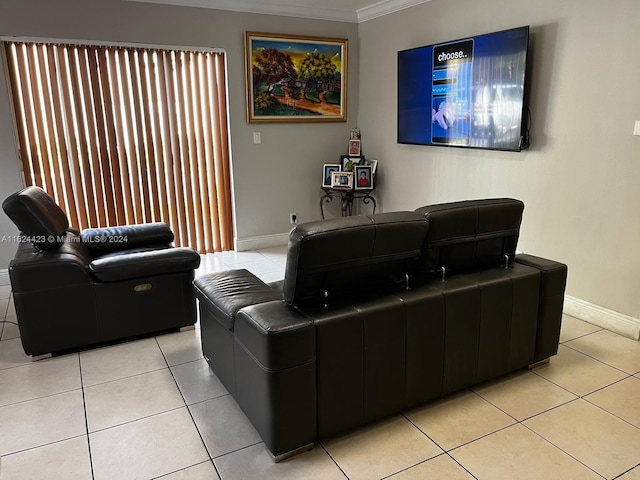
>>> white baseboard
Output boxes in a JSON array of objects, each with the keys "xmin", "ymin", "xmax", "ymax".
[
  {"xmin": 235, "ymin": 233, "xmax": 289, "ymax": 252},
  {"xmin": 564, "ymin": 295, "xmax": 640, "ymax": 341}
]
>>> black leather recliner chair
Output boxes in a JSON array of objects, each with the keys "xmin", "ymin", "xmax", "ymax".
[{"xmin": 2, "ymin": 186, "xmax": 201, "ymax": 358}]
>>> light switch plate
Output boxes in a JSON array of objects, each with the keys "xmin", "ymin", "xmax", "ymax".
[
  {"xmin": 253, "ymin": 132, "xmax": 262, "ymax": 144},
  {"xmin": 634, "ymin": 121, "xmax": 640, "ymax": 136}
]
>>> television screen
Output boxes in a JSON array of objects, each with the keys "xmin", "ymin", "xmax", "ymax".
[{"xmin": 398, "ymin": 26, "xmax": 530, "ymax": 151}]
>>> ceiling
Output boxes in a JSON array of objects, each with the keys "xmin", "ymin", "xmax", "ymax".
[{"xmin": 125, "ymin": 0, "xmax": 432, "ymax": 23}]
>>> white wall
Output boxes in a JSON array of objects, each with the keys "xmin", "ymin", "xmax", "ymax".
[
  {"xmin": 2, "ymin": 0, "xmax": 639, "ymax": 323},
  {"xmin": 0, "ymin": 0, "xmax": 359, "ymax": 267},
  {"xmin": 357, "ymin": 0, "xmax": 640, "ymax": 318}
]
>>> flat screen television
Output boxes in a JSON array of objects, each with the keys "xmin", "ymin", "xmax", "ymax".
[{"xmin": 397, "ymin": 26, "xmax": 530, "ymax": 151}]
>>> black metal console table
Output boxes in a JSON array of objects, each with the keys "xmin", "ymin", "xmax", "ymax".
[{"xmin": 320, "ymin": 187, "xmax": 377, "ymax": 219}]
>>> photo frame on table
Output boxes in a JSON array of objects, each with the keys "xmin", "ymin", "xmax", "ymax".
[
  {"xmin": 350, "ymin": 128, "xmax": 361, "ymax": 140},
  {"xmin": 354, "ymin": 165, "xmax": 373, "ymax": 190},
  {"xmin": 340, "ymin": 155, "xmax": 363, "ymax": 172},
  {"xmin": 362, "ymin": 158, "xmax": 378, "ymax": 175},
  {"xmin": 331, "ymin": 171, "xmax": 354, "ymax": 189},
  {"xmin": 348, "ymin": 139, "xmax": 361, "ymax": 155},
  {"xmin": 245, "ymin": 31, "xmax": 348, "ymax": 123},
  {"xmin": 323, "ymin": 164, "xmax": 341, "ymax": 187}
]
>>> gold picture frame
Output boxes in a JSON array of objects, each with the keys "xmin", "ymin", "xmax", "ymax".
[{"xmin": 245, "ymin": 31, "xmax": 348, "ymax": 123}]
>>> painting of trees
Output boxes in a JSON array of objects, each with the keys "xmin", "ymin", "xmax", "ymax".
[
  {"xmin": 299, "ymin": 50, "xmax": 338, "ymax": 91},
  {"xmin": 246, "ymin": 32, "xmax": 347, "ymax": 122},
  {"xmin": 252, "ymin": 48, "xmax": 297, "ymax": 96}
]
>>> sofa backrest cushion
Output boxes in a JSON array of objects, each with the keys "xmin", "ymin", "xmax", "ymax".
[
  {"xmin": 415, "ymin": 198, "xmax": 524, "ymax": 274},
  {"xmin": 80, "ymin": 222, "xmax": 174, "ymax": 255},
  {"xmin": 283, "ymin": 211, "xmax": 429, "ymax": 306},
  {"xmin": 2, "ymin": 186, "xmax": 70, "ymax": 250}
]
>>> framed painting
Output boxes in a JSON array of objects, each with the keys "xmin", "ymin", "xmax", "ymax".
[{"xmin": 245, "ymin": 31, "xmax": 348, "ymax": 123}]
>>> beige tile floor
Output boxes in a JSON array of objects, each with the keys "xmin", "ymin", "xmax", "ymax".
[{"xmin": 1, "ymin": 248, "xmax": 640, "ymax": 479}]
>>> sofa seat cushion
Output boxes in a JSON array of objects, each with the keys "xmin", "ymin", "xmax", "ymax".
[{"xmin": 194, "ymin": 269, "xmax": 283, "ymax": 331}]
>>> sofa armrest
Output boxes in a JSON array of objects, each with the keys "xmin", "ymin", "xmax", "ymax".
[
  {"xmin": 80, "ymin": 222, "xmax": 174, "ymax": 254},
  {"xmin": 514, "ymin": 253, "xmax": 568, "ymax": 362},
  {"xmin": 89, "ymin": 247, "xmax": 200, "ymax": 282},
  {"xmin": 193, "ymin": 269, "xmax": 283, "ymax": 331},
  {"xmin": 235, "ymin": 301, "xmax": 314, "ymax": 370},
  {"xmin": 233, "ymin": 301, "xmax": 316, "ymax": 459},
  {"xmin": 8, "ymin": 235, "xmax": 93, "ymax": 292}
]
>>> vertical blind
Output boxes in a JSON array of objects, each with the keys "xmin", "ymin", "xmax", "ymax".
[{"xmin": 4, "ymin": 41, "xmax": 234, "ymax": 253}]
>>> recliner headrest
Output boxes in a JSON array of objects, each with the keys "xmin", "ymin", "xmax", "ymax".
[
  {"xmin": 2, "ymin": 186, "xmax": 70, "ymax": 250},
  {"xmin": 415, "ymin": 198, "xmax": 524, "ymax": 274},
  {"xmin": 283, "ymin": 211, "xmax": 429, "ymax": 306}
]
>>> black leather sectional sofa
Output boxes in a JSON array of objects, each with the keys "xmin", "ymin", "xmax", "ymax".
[{"xmin": 194, "ymin": 198, "xmax": 567, "ymax": 461}]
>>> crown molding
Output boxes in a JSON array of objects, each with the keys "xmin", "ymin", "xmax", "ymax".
[
  {"xmin": 125, "ymin": 0, "xmax": 432, "ymax": 23},
  {"xmin": 126, "ymin": 0, "xmax": 359, "ymax": 22},
  {"xmin": 357, "ymin": 0, "xmax": 431, "ymax": 23}
]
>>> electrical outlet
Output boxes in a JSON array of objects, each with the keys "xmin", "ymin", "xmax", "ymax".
[{"xmin": 289, "ymin": 213, "xmax": 297, "ymax": 224}]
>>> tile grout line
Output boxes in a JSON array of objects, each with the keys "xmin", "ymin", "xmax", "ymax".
[
  {"xmin": 562, "ymin": 342, "xmax": 638, "ymax": 376},
  {"xmin": 209, "ymin": 440, "xmax": 263, "ymax": 462},
  {"xmin": 491, "ymin": 371, "xmax": 640, "ymax": 479},
  {"xmin": 154, "ymin": 336, "xmax": 224, "ymax": 480},
  {"xmin": 315, "ymin": 441, "xmax": 351, "ymax": 480},
  {"xmin": 518, "ymin": 411, "xmax": 607, "ymax": 479},
  {"xmin": 0, "ymin": 292, "xmax": 9, "ymax": 340},
  {"xmin": 78, "ymin": 352, "xmax": 97, "ymax": 480},
  {"xmin": 82, "ymin": 365, "xmax": 172, "ymax": 389},
  {"xmin": 85, "ymin": 404, "xmax": 189, "ymax": 436},
  {"xmin": 401, "ymin": 385, "xmax": 619, "ymax": 479},
  {"xmin": 399, "ymin": 410, "xmax": 481, "ymax": 479},
  {"xmin": 0, "ymin": 365, "xmax": 85, "ymax": 409},
  {"xmin": 559, "ymin": 329, "xmax": 604, "ymax": 344},
  {"xmin": 612, "ymin": 462, "xmax": 640, "ymax": 480},
  {"xmin": 582, "ymin": 391, "xmax": 640, "ymax": 433},
  {"xmin": 151, "ymin": 460, "xmax": 214, "ymax": 479}
]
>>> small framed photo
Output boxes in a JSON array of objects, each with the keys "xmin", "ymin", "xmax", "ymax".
[
  {"xmin": 322, "ymin": 164, "xmax": 341, "ymax": 187},
  {"xmin": 354, "ymin": 165, "xmax": 373, "ymax": 190},
  {"xmin": 348, "ymin": 139, "xmax": 361, "ymax": 155},
  {"xmin": 350, "ymin": 128, "xmax": 361, "ymax": 140},
  {"xmin": 331, "ymin": 170, "xmax": 354, "ymax": 189},
  {"xmin": 340, "ymin": 155, "xmax": 363, "ymax": 171},
  {"xmin": 362, "ymin": 158, "xmax": 378, "ymax": 175}
]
